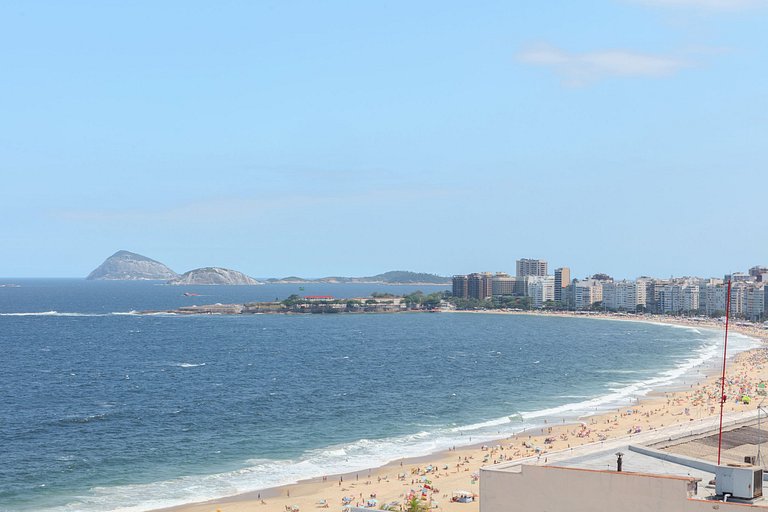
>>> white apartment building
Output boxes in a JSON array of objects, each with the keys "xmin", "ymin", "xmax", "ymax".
[
  {"xmin": 746, "ymin": 285, "xmax": 766, "ymax": 320},
  {"xmin": 698, "ymin": 281, "xmax": 765, "ymax": 319},
  {"xmin": 683, "ymin": 284, "xmax": 700, "ymax": 312},
  {"xmin": 526, "ymin": 275, "xmax": 555, "ymax": 308},
  {"xmin": 659, "ymin": 282, "xmax": 699, "ymax": 313},
  {"xmin": 730, "ymin": 282, "xmax": 748, "ymax": 316},
  {"xmin": 703, "ymin": 283, "xmax": 727, "ymax": 316},
  {"xmin": 572, "ymin": 279, "xmax": 603, "ymax": 310},
  {"xmin": 602, "ymin": 280, "xmax": 646, "ymax": 311}
]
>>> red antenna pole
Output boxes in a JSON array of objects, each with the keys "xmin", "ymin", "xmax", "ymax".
[{"xmin": 717, "ymin": 279, "xmax": 732, "ymax": 466}]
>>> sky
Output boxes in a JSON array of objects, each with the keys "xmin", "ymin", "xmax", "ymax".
[{"xmin": 1, "ymin": 0, "xmax": 766, "ymax": 279}]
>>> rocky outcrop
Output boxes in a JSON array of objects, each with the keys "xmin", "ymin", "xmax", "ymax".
[
  {"xmin": 167, "ymin": 267, "xmax": 261, "ymax": 286},
  {"xmin": 87, "ymin": 250, "xmax": 178, "ymax": 280}
]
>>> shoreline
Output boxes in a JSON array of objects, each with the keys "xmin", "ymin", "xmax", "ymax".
[{"xmin": 144, "ymin": 312, "xmax": 768, "ymax": 512}]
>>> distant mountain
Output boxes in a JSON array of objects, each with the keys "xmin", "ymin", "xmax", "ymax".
[
  {"xmin": 168, "ymin": 267, "xmax": 262, "ymax": 286},
  {"xmin": 366, "ymin": 271, "xmax": 450, "ymax": 284},
  {"xmin": 267, "ymin": 271, "xmax": 450, "ymax": 285},
  {"xmin": 87, "ymin": 250, "xmax": 178, "ymax": 280}
]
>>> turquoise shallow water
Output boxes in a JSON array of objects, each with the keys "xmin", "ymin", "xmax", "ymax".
[{"xmin": 0, "ymin": 280, "xmax": 755, "ymax": 512}]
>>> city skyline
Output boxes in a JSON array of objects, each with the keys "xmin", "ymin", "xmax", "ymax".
[
  {"xmin": 1, "ymin": 1, "xmax": 767, "ymax": 278},
  {"xmin": 451, "ymin": 262, "xmax": 768, "ymax": 319}
]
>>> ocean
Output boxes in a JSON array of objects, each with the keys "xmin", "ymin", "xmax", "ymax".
[{"xmin": 0, "ymin": 279, "xmax": 757, "ymax": 512}]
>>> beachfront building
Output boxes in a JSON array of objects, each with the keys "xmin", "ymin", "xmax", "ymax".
[
  {"xmin": 516, "ymin": 258, "xmax": 548, "ymax": 278},
  {"xmin": 602, "ymin": 280, "xmax": 643, "ymax": 311},
  {"xmin": 468, "ymin": 272, "xmax": 493, "ymax": 300},
  {"xmin": 452, "ymin": 273, "xmax": 494, "ymax": 300},
  {"xmin": 746, "ymin": 285, "xmax": 766, "ymax": 320},
  {"xmin": 730, "ymin": 281, "xmax": 749, "ymax": 316},
  {"xmin": 491, "ymin": 272, "xmax": 516, "ymax": 297},
  {"xmin": 641, "ymin": 278, "xmax": 670, "ymax": 314},
  {"xmin": 635, "ymin": 277, "xmax": 649, "ymax": 310},
  {"xmin": 702, "ymin": 281, "xmax": 727, "ymax": 316},
  {"xmin": 571, "ymin": 279, "xmax": 603, "ymax": 310},
  {"xmin": 655, "ymin": 281, "xmax": 700, "ymax": 314},
  {"xmin": 554, "ymin": 267, "xmax": 570, "ymax": 303},
  {"xmin": 452, "ymin": 275, "xmax": 469, "ymax": 299},
  {"xmin": 683, "ymin": 284, "xmax": 700, "ymax": 313},
  {"xmin": 526, "ymin": 275, "xmax": 555, "ymax": 308}
]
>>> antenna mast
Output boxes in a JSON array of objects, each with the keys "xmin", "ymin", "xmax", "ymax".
[{"xmin": 717, "ymin": 279, "xmax": 733, "ymax": 466}]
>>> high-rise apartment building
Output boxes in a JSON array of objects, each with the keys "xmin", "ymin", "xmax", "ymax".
[
  {"xmin": 746, "ymin": 285, "xmax": 766, "ymax": 320},
  {"xmin": 516, "ymin": 259, "xmax": 548, "ymax": 278},
  {"xmin": 602, "ymin": 280, "xmax": 642, "ymax": 311},
  {"xmin": 468, "ymin": 272, "xmax": 493, "ymax": 300},
  {"xmin": 554, "ymin": 267, "xmax": 570, "ymax": 303},
  {"xmin": 491, "ymin": 272, "xmax": 516, "ymax": 296},
  {"xmin": 452, "ymin": 275, "xmax": 468, "ymax": 299},
  {"xmin": 571, "ymin": 279, "xmax": 603, "ymax": 309},
  {"xmin": 526, "ymin": 276, "xmax": 555, "ymax": 308}
]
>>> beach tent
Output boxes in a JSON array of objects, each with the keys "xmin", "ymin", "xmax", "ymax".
[{"xmin": 452, "ymin": 491, "xmax": 475, "ymax": 503}]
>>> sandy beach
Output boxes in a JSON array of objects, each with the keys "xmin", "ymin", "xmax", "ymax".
[{"xmin": 152, "ymin": 313, "xmax": 768, "ymax": 512}]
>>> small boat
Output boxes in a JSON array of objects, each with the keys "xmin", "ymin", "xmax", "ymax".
[{"xmin": 183, "ymin": 292, "xmax": 201, "ymax": 297}]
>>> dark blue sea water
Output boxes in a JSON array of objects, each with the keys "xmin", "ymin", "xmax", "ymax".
[{"xmin": 0, "ymin": 280, "xmax": 756, "ymax": 512}]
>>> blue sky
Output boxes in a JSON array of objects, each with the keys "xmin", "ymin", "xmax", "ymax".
[{"xmin": 1, "ymin": 0, "xmax": 766, "ymax": 279}]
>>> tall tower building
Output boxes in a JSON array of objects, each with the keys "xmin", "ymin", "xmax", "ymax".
[
  {"xmin": 467, "ymin": 272, "xmax": 493, "ymax": 300},
  {"xmin": 452, "ymin": 275, "xmax": 469, "ymax": 299},
  {"xmin": 516, "ymin": 258, "xmax": 548, "ymax": 277},
  {"xmin": 554, "ymin": 267, "xmax": 570, "ymax": 303}
]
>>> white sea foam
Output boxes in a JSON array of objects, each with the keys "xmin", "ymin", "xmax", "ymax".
[
  {"xmin": 0, "ymin": 311, "xmax": 103, "ymax": 317},
  {"xmin": 0, "ymin": 310, "xmax": 157, "ymax": 317},
  {"xmin": 519, "ymin": 328, "xmax": 758, "ymax": 422},
  {"xmin": 175, "ymin": 362, "xmax": 206, "ymax": 368}
]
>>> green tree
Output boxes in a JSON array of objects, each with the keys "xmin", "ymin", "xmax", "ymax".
[
  {"xmin": 405, "ymin": 496, "xmax": 428, "ymax": 512},
  {"xmin": 422, "ymin": 292, "xmax": 443, "ymax": 309},
  {"xmin": 404, "ymin": 291, "xmax": 426, "ymax": 307},
  {"xmin": 281, "ymin": 294, "xmax": 303, "ymax": 307}
]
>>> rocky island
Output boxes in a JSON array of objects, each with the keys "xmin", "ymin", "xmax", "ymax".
[
  {"xmin": 86, "ymin": 250, "xmax": 178, "ymax": 280},
  {"xmin": 87, "ymin": 250, "xmax": 447, "ymax": 286},
  {"xmin": 167, "ymin": 267, "xmax": 262, "ymax": 286}
]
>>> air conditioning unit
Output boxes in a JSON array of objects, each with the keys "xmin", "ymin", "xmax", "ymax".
[{"xmin": 715, "ymin": 466, "xmax": 763, "ymax": 499}]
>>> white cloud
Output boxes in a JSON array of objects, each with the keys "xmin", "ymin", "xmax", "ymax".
[
  {"xmin": 630, "ymin": 0, "xmax": 767, "ymax": 10},
  {"xmin": 517, "ymin": 45, "xmax": 690, "ymax": 86}
]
